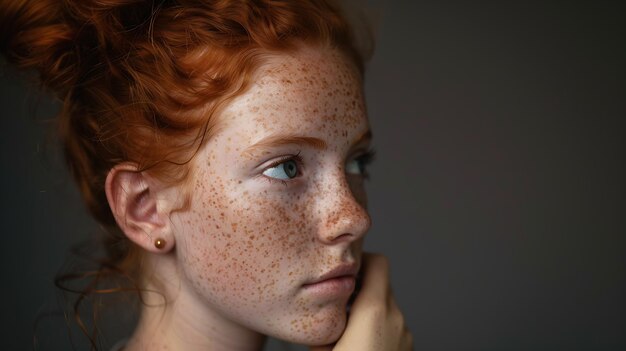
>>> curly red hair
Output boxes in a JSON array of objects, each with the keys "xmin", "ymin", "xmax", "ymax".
[
  {"xmin": 1, "ymin": 0, "xmax": 368, "ymax": 348},
  {"xmin": 1, "ymin": 0, "xmax": 365, "ymax": 227}
]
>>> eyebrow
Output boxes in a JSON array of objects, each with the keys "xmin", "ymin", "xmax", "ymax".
[
  {"xmin": 242, "ymin": 136, "xmax": 326, "ymax": 159},
  {"xmin": 243, "ymin": 129, "xmax": 372, "ymax": 157},
  {"xmin": 353, "ymin": 129, "xmax": 373, "ymax": 147}
]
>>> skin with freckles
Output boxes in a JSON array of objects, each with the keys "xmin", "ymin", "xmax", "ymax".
[{"xmin": 130, "ymin": 45, "xmax": 374, "ymax": 349}]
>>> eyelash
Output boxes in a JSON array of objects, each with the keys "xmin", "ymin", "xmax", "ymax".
[
  {"xmin": 259, "ymin": 148, "xmax": 377, "ymax": 186},
  {"xmin": 355, "ymin": 149, "xmax": 377, "ymax": 179},
  {"xmin": 261, "ymin": 151, "xmax": 304, "ymax": 186}
]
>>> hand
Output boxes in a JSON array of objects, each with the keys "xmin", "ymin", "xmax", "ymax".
[{"xmin": 310, "ymin": 253, "xmax": 413, "ymax": 351}]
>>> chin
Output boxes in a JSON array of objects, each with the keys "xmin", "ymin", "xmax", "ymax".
[{"xmin": 276, "ymin": 303, "xmax": 349, "ymax": 346}]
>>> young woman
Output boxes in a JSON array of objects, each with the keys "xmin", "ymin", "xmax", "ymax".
[{"xmin": 1, "ymin": 0, "xmax": 412, "ymax": 350}]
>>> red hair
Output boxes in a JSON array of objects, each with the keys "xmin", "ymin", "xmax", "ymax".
[
  {"xmin": 1, "ymin": 0, "xmax": 368, "ymax": 348},
  {"xmin": 1, "ymin": 0, "xmax": 365, "ymax": 228}
]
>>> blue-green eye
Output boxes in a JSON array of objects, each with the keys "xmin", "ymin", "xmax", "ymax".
[
  {"xmin": 346, "ymin": 149, "xmax": 376, "ymax": 177},
  {"xmin": 345, "ymin": 159, "xmax": 362, "ymax": 175},
  {"xmin": 263, "ymin": 159, "xmax": 299, "ymax": 180}
]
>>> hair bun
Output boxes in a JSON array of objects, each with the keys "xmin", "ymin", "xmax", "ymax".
[
  {"xmin": 0, "ymin": 0, "xmax": 81, "ymax": 96},
  {"xmin": 1, "ymin": 0, "xmax": 168, "ymax": 97},
  {"xmin": 68, "ymin": 0, "xmax": 172, "ymax": 49}
]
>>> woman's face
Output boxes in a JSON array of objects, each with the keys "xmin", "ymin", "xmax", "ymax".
[{"xmin": 169, "ymin": 45, "xmax": 372, "ymax": 345}]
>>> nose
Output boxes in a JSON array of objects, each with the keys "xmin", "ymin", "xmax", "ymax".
[{"xmin": 314, "ymin": 167, "xmax": 371, "ymax": 245}]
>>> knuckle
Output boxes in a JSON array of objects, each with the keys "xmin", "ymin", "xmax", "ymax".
[
  {"xmin": 397, "ymin": 310, "xmax": 406, "ymax": 326},
  {"xmin": 391, "ymin": 308, "xmax": 406, "ymax": 329}
]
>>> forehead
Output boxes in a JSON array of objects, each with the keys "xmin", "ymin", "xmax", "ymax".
[{"xmin": 218, "ymin": 46, "xmax": 368, "ymax": 146}]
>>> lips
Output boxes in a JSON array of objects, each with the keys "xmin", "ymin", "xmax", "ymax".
[
  {"xmin": 305, "ymin": 263, "xmax": 359, "ymax": 285},
  {"xmin": 302, "ymin": 262, "xmax": 359, "ymax": 298}
]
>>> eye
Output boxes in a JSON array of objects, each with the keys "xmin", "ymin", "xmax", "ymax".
[
  {"xmin": 262, "ymin": 159, "xmax": 300, "ymax": 180},
  {"xmin": 346, "ymin": 149, "xmax": 376, "ymax": 177}
]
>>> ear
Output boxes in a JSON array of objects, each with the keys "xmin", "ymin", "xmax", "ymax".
[{"xmin": 105, "ymin": 163, "xmax": 175, "ymax": 253}]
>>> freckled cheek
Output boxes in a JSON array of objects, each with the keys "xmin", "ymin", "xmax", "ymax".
[
  {"xmin": 178, "ymin": 185, "xmax": 319, "ymax": 299},
  {"xmin": 241, "ymin": 192, "xmax": 318, "ymax": 261}
]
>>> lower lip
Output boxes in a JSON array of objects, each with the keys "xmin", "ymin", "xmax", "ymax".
[{"xmin": 303, "ymin": 276, "xmax": 356, "ymax": 298}]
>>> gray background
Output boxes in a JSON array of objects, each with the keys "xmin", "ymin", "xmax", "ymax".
[{"xmin": 1, "ymin": 0, "xmax": 625, "ymax": 350}]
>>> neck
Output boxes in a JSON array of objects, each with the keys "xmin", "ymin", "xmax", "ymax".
[{"xmin": 124, "ymin": 254, "xmax": 266, "ymax": 351}]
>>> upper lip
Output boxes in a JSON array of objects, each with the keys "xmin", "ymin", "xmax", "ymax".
[{"xmin": 304, "ymin": 262, "xmax": 359, "ymax": 285}]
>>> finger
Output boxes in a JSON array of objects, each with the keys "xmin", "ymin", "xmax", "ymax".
[
  {"xmin": 341, "ymin": 253, "xmax": 391, "ymax": 336},
  {"xmin": 354, "ymin": 253, "xmax": 390, "ymax": 304},
  {"xmin": 402, "ymin": 329, "xmax": 414, "ymax": 351}
]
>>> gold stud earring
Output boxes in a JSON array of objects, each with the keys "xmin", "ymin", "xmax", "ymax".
[{"xmin": 154, "ymin": 238, "xmax": 166, "ymax": 249}]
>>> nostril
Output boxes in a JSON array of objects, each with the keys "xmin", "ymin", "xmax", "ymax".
[
  {"xmin": 319, "ymin": 201, "xmax": 370, "ymax": 244},
  {"xmin": 315, "ymin": 175, "xmax": 371, "ymax": 243},
  {"xmin": 324, "ymin": 232, "xmax": 353, "ymax": 243}
]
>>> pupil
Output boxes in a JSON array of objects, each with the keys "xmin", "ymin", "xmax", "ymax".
[
  {"xmin": 284, "ymin": 161, "xmax": 297, "ymax": 178},
  {"xmin": 358, "ymin": 160, "xmax": 365, "ymax": 174}
]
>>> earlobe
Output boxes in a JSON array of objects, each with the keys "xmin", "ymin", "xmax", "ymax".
[{"xmin": 105, "ymin": 163, "xmax": 175, "ymax": 253}]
